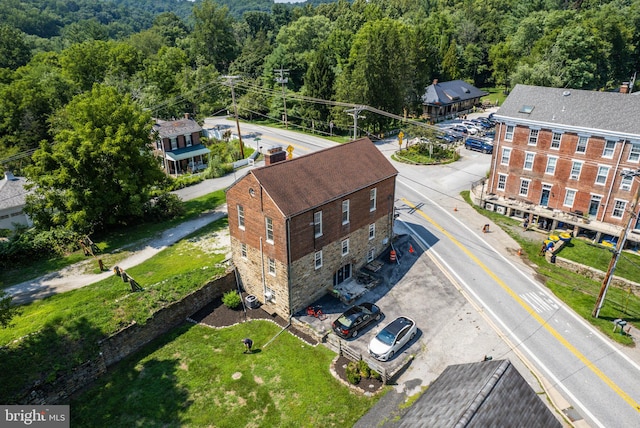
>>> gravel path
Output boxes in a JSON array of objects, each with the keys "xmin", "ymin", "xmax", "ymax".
[{"xmin": 6, "ymin": 207, "xmax": 227, "ymax": 304}]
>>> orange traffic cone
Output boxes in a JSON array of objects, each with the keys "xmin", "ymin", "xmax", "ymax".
[
  {"xmin": 409, "ymin": 244, "xmax": 415, "ymax": 254},
  {"xmin": 517, "ymin": 248, "xmax": 522, "ymax": 256},
  {"xmin": 454, "ymin": 206, "xmax": 458, "ymax": 212}
]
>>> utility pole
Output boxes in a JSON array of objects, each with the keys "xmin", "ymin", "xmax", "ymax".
[
  {"xmin": 345, "ymin": 106, "xmax": 366, "ymax": 140},
  {"xmin": 592, "ymin": 169, "xmax": 640, "ymax": 318},
  {"xmin": 221, "ymin": 75, "xmax": 245, "ymax": 159},
  {"xmin": 274, "ymin": 67, "xmax": 289, "ymax": 128}
]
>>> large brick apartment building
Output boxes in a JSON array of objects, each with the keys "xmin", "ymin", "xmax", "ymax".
[
  {"xmin": 485, "ymin": 84, "xmax": 640, "ymax": 244},
  {"xmin": 226, "ymin": 138, "xmax": 398, "ymax": 319}
]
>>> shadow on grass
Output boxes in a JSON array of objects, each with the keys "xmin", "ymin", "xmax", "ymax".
[{"xmin": 0, "ymin": 316, "xmax": 104, "ymax": 403}]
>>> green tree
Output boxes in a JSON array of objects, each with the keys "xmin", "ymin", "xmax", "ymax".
[
  {"xmin": 335, "ymin": 18, "xmax": 415, "ymax": 132},
  {"xmin": 302, "ymin": 46, "xmax": 336, "ymax": 123},
  {"xmin": 0, "ymin": 290, "xmax": 19, "ymax": 328},
  {"xmin": 0, "ymin": 24, "xmax": 31, "ymax": 70},
  {"xmin": 25, "ymin": 85, "xmax": 165, "ymax": 233},
  {"xmin": 190, "ymin": 0, "xmax": 238, "ymax": 71}
]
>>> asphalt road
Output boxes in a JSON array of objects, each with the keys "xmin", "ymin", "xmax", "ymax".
[{"xmin": 10, "ymin": 116, "xmax": 640, "ymax": 426}]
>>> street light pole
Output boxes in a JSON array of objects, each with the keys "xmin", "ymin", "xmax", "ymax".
[
  {"xmin": 222, "ymin": 75, "xmax": 244, "ymax": 159},
  {"xmin": 592, "ymin": 169, "xmax": 640, "ymax": 318}
]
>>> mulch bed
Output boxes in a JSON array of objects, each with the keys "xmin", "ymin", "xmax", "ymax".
[
  {"xmin": 190, "ymin": 295, "xmax": 383, "ymax": 394},
  {"xmin": 190, "ymin": 295, "xmax": 318, "ymax": 345}
]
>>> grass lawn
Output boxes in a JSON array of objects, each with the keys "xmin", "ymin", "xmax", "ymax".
[
  {"xmin": 480, "ymin": 87, "xmax": 509, "ymax": 107},
  {"xmin": 1, "ymin": 190, "xmax": 226, "ymax": 288},
  {"xmin": 461, "ymin": 191, "xmax": 640, "ymax": 345},
  {"xmin": 0, "ymin": 219, "xmax": 229, "ymax": 403},
  {"xmin": 71, "ymin": 321, "xmax": 379, "ymax": 427}
]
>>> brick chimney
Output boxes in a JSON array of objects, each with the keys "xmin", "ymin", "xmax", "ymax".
[
  {"xmin": 265, "ymin": 146, "xmax": 287, "ymax": 165},
  {"xmin": 620, "ymin": 82, "xmax": 630, "ymax": 94}
]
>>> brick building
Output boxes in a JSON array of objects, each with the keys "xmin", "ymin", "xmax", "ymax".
[
  {"xmin": 152, "ymin": 116, "xmax": 210, "ymax": 175},
  {"xmin": 226, "ymin": 138, "xmax": 398, "ymax": 318},
  {"xmin": 485, "ymin": 84, "xmax": 640, "ymax": 244}
]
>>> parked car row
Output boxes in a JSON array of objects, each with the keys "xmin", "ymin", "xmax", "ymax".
[{"xmin": 331, "ymin": 302, "xmax": 418, "ymax": 361}]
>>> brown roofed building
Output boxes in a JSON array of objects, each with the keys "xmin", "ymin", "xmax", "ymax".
[{"xmin": 226, "ymin": 138, "xmax": 398, "ymax": 318}]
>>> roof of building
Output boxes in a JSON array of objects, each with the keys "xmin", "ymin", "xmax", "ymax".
[
  {"xmin": 249, "ymin": 138, "xmax": 398, "ymax": 218},
  {"xmin": 396, "ymin": 359, "xmax": 562, "ymax": 428},
  {"xmin": 153, "ymin": 118, "xmax": 202, "ymax": 139},
  {"xmin": 495, "ymin": 84, "xmax": 640, "ymax": 138},
  {"xmin": 0, "ymin": 172, "xmax": 30, "ymax": 210},
  {"xmin": 422, "ymin": 80, "xmax": 488, "ymax": 106}
]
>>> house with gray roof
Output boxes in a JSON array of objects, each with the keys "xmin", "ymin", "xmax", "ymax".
[
  {"xmin": 152, "ymin": 116, "xmax": 209, "ymax": 175},
  {"xmin": 421, "ymin": 79, "xmax": 488, "ymax": 123},
  {"xmin": 226, "ymin": 138, "xmax": 398, "ymax": 318},
  {"xmin": 485, "ymin": 84, "xmax": 640, "ymax": 245},
  {"xmin": 0, "ymin": 171, "xmax": 32, "ymax": 231},
  {"xmin": 394, "ymin": 359, "xmax": 562, "ymax": 427}
]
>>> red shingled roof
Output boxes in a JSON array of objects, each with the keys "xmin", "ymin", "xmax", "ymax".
[{"xmin": 250, "ymin": 138, "xmax": 398, "ymax": 217}]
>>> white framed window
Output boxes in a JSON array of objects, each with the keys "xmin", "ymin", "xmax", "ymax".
[
  {"xmin": 602, "ymin": 140, "xmax": 616, "ymax": 158},
  {"xmin": 237, "ymin": 205, "xmax": 245, "ymax": 229},
  {"xmin": 314, "ymin": 211, "xmax": 323, "ymax": 237},
  {"xmin": 501, "ymin": 148, "xmax": 511, "ymax": 165},
  {"xmin": 367, "ymin": 248, "xmax": 375, "ymax": 263},
  {"xmin": 185, "ymin": 134, "xmax": 192, "ymax": 147},
  {"xmin": 621, "ymin": 169, "xmax": 633, "ymax": 191},
  {"xmin": 519, "ymin": 179, "xmax": 530, "ymax": 196},
  {"xmin": 528, "ymin": 129, "xmax": 539, "ymax": 145},
  {"xmin": 369, "ymin": 223, "xmax": 375, "ymax": 240},
  {"xmin": 523, "ymin": 152, "xmax": 535, "ymax": 170},
  {"xmin": 497, "ymin": 173, "xmax": 507, "ymax": 191},
  {"xmin": 576, "ymin": 136, "xmax": 588, "ymax": 153},
  {"xmin": 551, "ymin": 132, "xmax": 562, "ymax": 149},
  {"xmin": 570, "ymin": 161, "xmax": 583, "ymax": 180},
  {"xmin": 241, "ymin": 243, "xmax": 247, "ymax": 259},
  {"xmin": 545, "ymin": 156, "xmax": 557, "ymax": 175},
  {"xmin": 342, "ymin": 200, "xmax": 350, "ymax": 224},
  {"xmin": 370, "ymin": 188, "xmax": 377, "ymax": 211},
  {"xmin": 170, "ymin": 137, "xmax": 178, "ymax": 150},
  {"xmin": 268, "ymin": 257, "xmax": 276, "ymax": 276},
  {"xmin": 341, "ymin": 239, "xmax": 349, "ymax": 256},
  {"xmin": 612, "ymin": 200, "xmax": 627, "ymax": 218},
  {"xmin": 563, "ymin": 189, "xmax": 577, "ymax": 207},
  {"xmin": 265, "ymin": 286, "xmax": 275, "ymax": 302},
  {"xmin": 629, "ymin": 142, "xmax": 640, "ymax": 162},
  {"xmin": 595, "ymin": 166, "xmax": 610, "ymax": 185},
  {"xmin": 265, "ymin": 217, "xmax": 274, "ymax": 243},
  {"xmin": 314, "ymin": 251, "xmax": 323, "ymax": 269},
  {"xmin": 505, "ymin": 125, "xmax": 514, "ymax": 141}
]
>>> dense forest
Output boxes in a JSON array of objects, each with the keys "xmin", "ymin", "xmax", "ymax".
[{"xmin": 1, "ymin": 0, "xmax": 639, "ymax": 167}]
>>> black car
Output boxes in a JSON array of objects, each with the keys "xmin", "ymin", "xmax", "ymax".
[{"xmin": 332, "ymin": 302, "xmax": 382, "ymax": 338}]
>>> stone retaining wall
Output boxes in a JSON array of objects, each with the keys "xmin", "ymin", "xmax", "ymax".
[
  {"xmin": 554, "ymin": 256, "xmax": 640, "ymax": 295},
  {"xmin": 24, "ymin": 269, "xmax": 237, "ymax": 405}
]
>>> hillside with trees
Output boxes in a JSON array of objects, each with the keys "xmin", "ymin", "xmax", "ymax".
[{"xmin": 0, "ymin": 0, "xmax": 638, "ymax": 234}]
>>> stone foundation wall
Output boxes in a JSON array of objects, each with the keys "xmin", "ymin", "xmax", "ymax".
[{"xmin": 23, "ymin": 270, "xmax": 237, "ymax": 405}]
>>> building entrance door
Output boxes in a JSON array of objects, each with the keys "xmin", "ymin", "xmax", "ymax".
[
  {"xmin": 333, "ymin": 264, "xmax": 352, "ymax": 286},
  {"xmin": 588, "ymin": 195, "xmax": 602, "ymax": 218},
  {"xmin": 540, "ymin": 184, "xmax": 552, "ymax": 206}
]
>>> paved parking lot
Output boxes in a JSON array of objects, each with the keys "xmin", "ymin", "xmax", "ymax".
[{"xmin": 294, "ymin": 222, "xmax": 541, "ymax": 398}]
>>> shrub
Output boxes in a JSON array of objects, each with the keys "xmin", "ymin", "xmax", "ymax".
[
  {"xmin": 222, "ymin": 290, "xmax": 242, "ymax": 309},
  {"xmin": 143, "ymin": 193, "xmax": 185, "ymax": 221},
  {"xmin": 345, "ymin": 359, "xmax": 382, "ymax": 385},
  {"xmin": 345, "ymin": 361, "xmax": 361, "ymax": 384}
]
